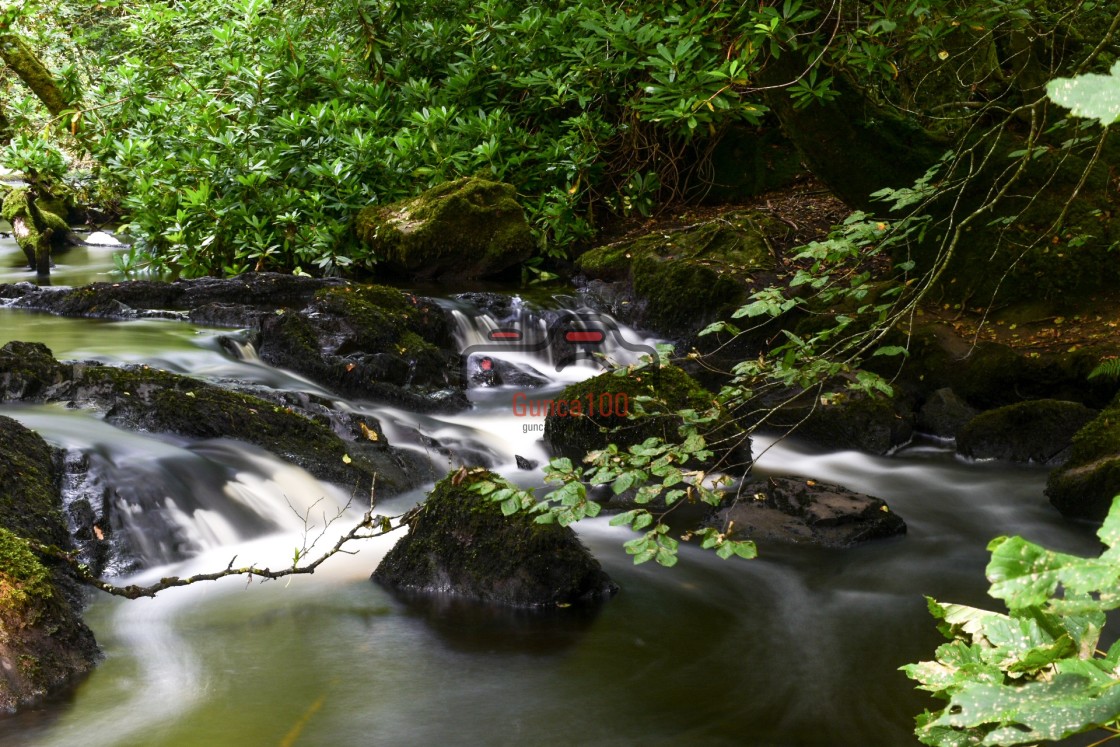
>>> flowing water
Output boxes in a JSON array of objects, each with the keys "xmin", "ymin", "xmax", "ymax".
[{"xmin": 0, "ymin": 241, "xmax": 1108, "ymax": 746}]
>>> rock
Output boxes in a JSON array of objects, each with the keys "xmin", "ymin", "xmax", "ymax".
[
  {"xmin": 515, "ymin": 455, "xmax": 538, "ymax": 471},
  {"xmin": 1047, "ymin": 393, "xmax": 1120, "ymax": 521},
  {"xmin": 0, "ymin": 416, "xmax": 98, "ymax": 713},
  {"xmin": 81, "ymin": 231, "xmax": 122, "ymax": 246},
  {"xmin": 464, "ymin": 353, "xmax": 548, "ymax": 389},
  {"xmin": 706, "ymin": 476, "xmax": 906, "ymax": 548},
  {"xmin": 355, "ymin": 177, "xmax": 534, "ymax": 280},
  {"xmin": 916, "ymin": 388, "xmax": 977, "ymax": 439},
  {"xmin": 576, "ymin": 211, "xmax": 778, "ymax": 335},
  {"xmin": 372, "ymin": 470, "xmax": 617, "ymax": 608},
  {"xmin": 957, "ymin": 399, "xmax": 1096, "ymax": 464},
  {"xmin": 5, "ymin": 275, "xmax": 466, "ymax": 412},
  {"xmin": 0, "ymin": 342, "xmax": 435, "ymax": 498},
  {"xmin": 543, "ymin": 364, "xmax": 751, "ymax": 473},
  {"xmin": 759, "ymin": 389, "xmax": 914, "ymax": 456}
]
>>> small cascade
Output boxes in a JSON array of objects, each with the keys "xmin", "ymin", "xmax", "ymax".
[
  {"xmin": 4, "ymin": 406, "xmax": 353, "ymax": 573},
  {"xmin": 442, "ymin": 293, "xmax": 663, "ymax": 389}
]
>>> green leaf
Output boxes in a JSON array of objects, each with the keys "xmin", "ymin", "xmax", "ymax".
[{"xmin": 1046, "ymin": 61, "xmax": 1120, "ymax": 128}]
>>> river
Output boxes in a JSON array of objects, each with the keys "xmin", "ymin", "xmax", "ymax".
[{"xmin": 0, "ymin": 235, "xmax": 1108, "ymax": 746}]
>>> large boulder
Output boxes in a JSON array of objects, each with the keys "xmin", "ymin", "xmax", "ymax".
[
  {"xmin": 957, "ymin": 399, "xmax": 1096, "ymax": 464},
  {"xmin": 372, "ymin": 470, "xmax": 617, "ymax": 608},
  {"xmin": 543, "ymin": 365, "xmax": 751, "ymax": 474},
  {"xmin": 1047, "ymin": 393, "xmax": 1120, "ymax": 521},
  {"xmin": 355, "ymin": 177, "xmax": 534, "ymax": 280},
  {"xmin": 706, "ymin": 476, "xmax": 906, "ymax": 548},
  {"xmin": 0, "ymin": 416, "xmax": 98, "ymax": 712},
  {"xmin": 576, "ymin": 211, "xmax": 778, "ymax": 335}
]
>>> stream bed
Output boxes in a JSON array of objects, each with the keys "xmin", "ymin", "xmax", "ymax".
[{"xmin": 0, "ymin": 235, "xmax": 1107, "ymax": 746}]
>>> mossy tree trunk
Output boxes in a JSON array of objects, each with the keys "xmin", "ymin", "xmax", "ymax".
[
  {"xmin": 2, "ymin": 188, "xmax": 61, "ymax": 277},
  {"xmin": 0, "ymin": 33, "xmax": 76, "ymax": 120}
]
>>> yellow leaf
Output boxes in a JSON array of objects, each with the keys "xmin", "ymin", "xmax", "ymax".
[
  {"xmin": 360, "ymin": 422, "xmax": 379, "ymax": 441},
  {"xmin": 342, "ymin": 454, "xmax": 352, "ymax": 464},
  {"xmin": 937, "ymin": 50, "xmax": 949, "ymax": 60}
]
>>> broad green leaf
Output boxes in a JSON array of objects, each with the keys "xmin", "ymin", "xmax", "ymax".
[{"xmin": 1046, "ymin": 61, "xmax": 1120, "ymax": 128}]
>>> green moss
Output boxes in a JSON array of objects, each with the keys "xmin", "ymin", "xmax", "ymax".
[
  {"xmin": 373, "ymin": 470, "xmax": 615, "ymax": 607},
  {"xmin": 1046, "ymin": 393, "xmax": 1120, "ymax": 520},
  {"xmin": 544, "ymin": 365, "xmax": 749, "ymax": 469},
  {"xmin": 356, "ymin": 177, "xmax": 534, "ymax": 279},
  {"xmin": 0, "ymin": 415, "xmax": 67, "ymax": 548},
  {"xmin": 0, "ymin": 528, "xmax": 53, "ymax": 615},
  {"xmin": 577, "ymin": 211, "xmax": 777, "ymax": 334}
]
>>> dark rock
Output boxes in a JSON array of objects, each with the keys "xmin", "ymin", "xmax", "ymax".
[
  {"xmin": 759, "ymin": 389, "xmax": 914, "ymax": 456},
  {"xmin": 515, "ymin": 455, "xmax": 539, "ymax": 471},
  {"xmin": 576, "ymin": 211, "xmax": 780, "ymax": 336},
  {"xmin": 464, "ymin": 353, "xmax": 548, "ymax": 389},
  {"xmin": 5, "ymin": 274, "xmax": 465, "ymax": 412},
  {"xmin": 543, "ymin": 364, "xmax": 751, "ymax": 474},
  {"xmin": 916, "ymin": 388, "xmax": 977, "ymax": 439},
  {"xmin": 0, "ymin": 416, "xmax": 99, "ymax": 713},
  {"xmin": 355, "ymin": 177, "xmax": 534, "ymax": 280},
  {"xmin": 958, "ymin": 399, "xmax": 1096, "ymax": 464},
  {"xmin": 706, "ymin": 476, "xmax": 906, "ymax": 548},
  {"xmin": 373, "ymin": 470, "xmax": 617, "ymax": 608},
  {"xmin": 1047, "ymin": 393, "xmax": 1120, "ymax": 521}
]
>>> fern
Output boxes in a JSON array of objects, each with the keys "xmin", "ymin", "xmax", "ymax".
[{"xmin": 1088, "ymin": 357, "xmax": 1120, "ymax": 381}]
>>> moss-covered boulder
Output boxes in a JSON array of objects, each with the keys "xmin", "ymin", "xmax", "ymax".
[
  {"xmin": 355, "ymin": 177, "xmax": 534, "ymax": 280},
  {"xmin": 706, "ymin": 476, "xmax": 906, "ymax": 548},
  {"xmin": 576, "ymin": 211, "xmax": 777, "ymax": 335},
  {"xmin": 0, "ymin": 417, "xmax": 98, "ymax": 712},
  {"xmin": 543, "ymin": 365, "xmax": 751, "ymax": 473},
  {"xmin": 1047, "ymin": 394, "xmax": 1120, "ymax": 521},
  {"xmin": 756, "ymin": 388, "xmax": 914, "ymax": 456},
  {"xmin": 372, "ymin": 470, "xmax": 617, "ymax": 608},
  {"xmin": 257, "ymin": 284, "xmax": 459, "ymax": 410},
  {"xmin": 957, "ymin": 399, "xmax": 1096, "ymax": 464}
]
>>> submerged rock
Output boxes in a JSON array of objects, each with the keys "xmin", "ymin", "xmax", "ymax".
[
  {"xmin": 373, "ymin": 470, "xmax": 617, "ymax": 608},
  {"xmin": 543, "ymin": 364, "xmax": 751, "ymax": 474},
  {"xmin": 1047, "ymin": 393, "xmax": 1120, "ymax": 521},
  {"xmin": 0, "ymin": 416, "xmax": 98, "ymax": 712},
  {"xmin": 706, "ymin": 476, "xmax": 906, "ymax": 548},
  {"xmin": 957, "ymin": 399, "xmax": 1096, "ymax": 464},
  {"xmin": 355, "ymin": 177, "xmax": 534, "ymax": 280}
]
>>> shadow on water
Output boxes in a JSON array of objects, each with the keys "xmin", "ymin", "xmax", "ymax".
[{"xmin": 381, "ymin": 587, "xmax": 607, "ymax": 655}]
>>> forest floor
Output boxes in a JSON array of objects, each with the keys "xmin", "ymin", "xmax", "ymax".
[{"xmin": 596, "ymin": 175, "xmax": 1120, "ymax": 361}]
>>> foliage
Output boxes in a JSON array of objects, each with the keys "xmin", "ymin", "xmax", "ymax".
[
  {"xmin": 1047, "ymin": 61, "xmax": 1120, "ymax": 128},
  {"xmin": 902, "ymin": 496, "xmax": 1120, "ymax": 746},
  {"xmin": 4, "ymin": 0, "xmax": 1109, "ymax": 276}
]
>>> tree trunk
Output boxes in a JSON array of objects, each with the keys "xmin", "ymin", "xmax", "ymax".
[{"xmin": 0, "ymin": 33, "xmax": 76, "ymax": 118}]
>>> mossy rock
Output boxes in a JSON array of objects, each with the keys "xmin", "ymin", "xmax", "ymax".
[
  {"xmin": 1047, "ymin": 393, "xmax": 1120, "ymax": 521},
  {"xmin": 576, "ymin": 211, "xmax": 778, "ymax": 335},
  {"xmin": 355, "ymin": 177, "xmax": 534, "ymax": 280},
  {"xmin": 957, "ymin": 399, "xmax": 1096, "ymax": 465},
  {"xmin": 543, "ymin": 365, "xmax": 751, "ymax": 473},
  {"xmin": 0, "ymin": 418, "xmax": 98, "ymax": 713},
  {"xmin": 0, "ymin": 342, "xmax": 409, "ymax": 495},
  {"xmin": 372, "ymin": 470, "xmax": 617, "ymax": 608}
]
